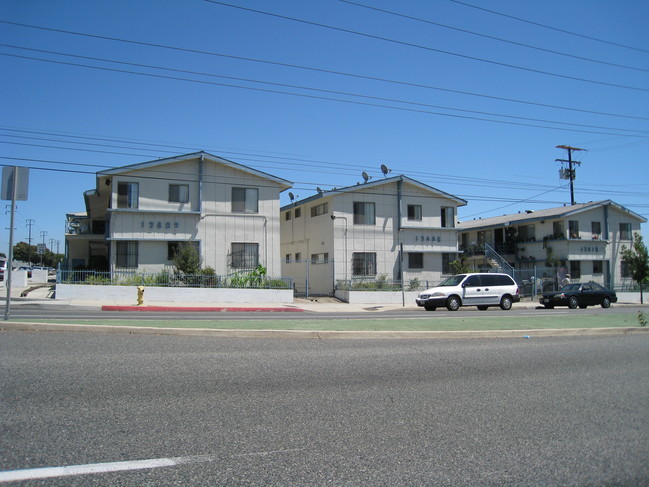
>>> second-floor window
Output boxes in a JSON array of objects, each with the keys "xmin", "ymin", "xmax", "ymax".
[
  {"xmin": 569, "ymin": 221, "xmax": 580, "ymax": 239},
  {"xmin": 441, "ymin": 207, "xmax": 455, "ymax": 228},
  {"xmin": 169, "ymin": 184, "xmax": 189, "ymax": 203},
  {"xmin": 311, "ymin": 202, "xmax": 328, "ymax": 217},
  {"xmin": 619, "ymin": 223, "xmax": 632, "ymax": 240},
  {"xmin": 407, "ymin": 204, "xmax": 422, "ymax": 221},
  {"xmin": 592, "ymin": 221, "xmax": 602, "ymax": 238},
  {"xmin": 232, "ymin": 188, "xmax": 258, "ymax": 213},
  {"xmin": 353, "ymin": 202, "xmax": 375, "ymax": 225},
  {"xmin": 117, "ymin": 182, "xmax": 138, "ymax": 209}
]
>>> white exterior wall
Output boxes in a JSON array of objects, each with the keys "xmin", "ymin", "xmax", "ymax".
[
  {"xmin": 106, "ymin": 155, "xmax": 287, "ymax": 276},
  {"xmin": 281, "ymin": 178, "xmax": 464, "ymax": 294},
  {"xmin": 459, "ymin": 203, "xmax": 644, "ymax": 288}
]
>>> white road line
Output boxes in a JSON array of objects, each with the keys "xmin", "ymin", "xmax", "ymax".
[{"xmin": 0, "ymin": 455, "xmax": 212, "ymax": 483}]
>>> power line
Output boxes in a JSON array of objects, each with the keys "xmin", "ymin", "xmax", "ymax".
[
  {"xmin": 202, "ymin": 1, "xmax": 649, "ymax": 93},
  {"xmin": 340, "ymin": 0, "xmax": 649, "ymax": 73},
  {"xmin": 448, "ymin": 0, "xmax": 649, "ymax": 55},
  {"xmin": 2, "ymin": 48, "xmax": 648, "ymax": 136},
  {"xmin": 4, "ymin": 51, "xmax": 648, "ymax": 138},
  {"xmin": 2, "ymin": 25, "xmax": 647, "ymax": 121}
]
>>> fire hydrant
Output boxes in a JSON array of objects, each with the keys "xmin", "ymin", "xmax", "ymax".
[{"xmin": 137, "ymin": 286, "xmax": 145, "ymax": 306}]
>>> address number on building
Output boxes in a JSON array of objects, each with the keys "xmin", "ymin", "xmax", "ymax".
[{"xmin": 141, "ymin": 221, "xmax": 180, "ymax": 231}]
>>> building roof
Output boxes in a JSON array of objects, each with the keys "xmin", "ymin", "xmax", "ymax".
[
  {"xmin": 458, "ymin": 200, "xmax": 647, "ymax": 230},
  {"xmin": 97, "ymin": 151, "xmax": 293, "ymax": 190},
  {"xmin": 280, "ymin": 174, "xmax": 467, "ymax": 211}
]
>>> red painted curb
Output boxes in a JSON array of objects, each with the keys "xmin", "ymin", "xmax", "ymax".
[{"xmin": 101, "ymin": 305, "xmax": 305, "ymax": 312}]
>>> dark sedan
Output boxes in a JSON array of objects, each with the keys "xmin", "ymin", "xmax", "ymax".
[{"xmin": 540, "ymin": 282, "xmax": 617, "ymax": 309}]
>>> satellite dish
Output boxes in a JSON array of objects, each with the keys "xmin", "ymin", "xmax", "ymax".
[
  {"xmin": 380, "ymin": 164, "xmax": 391, "ymax": 177},
  {"xmin": 316, "ymin": 187, "xmax": 323, "ymax": 194},
  {"xmin": 362, "ymin": 171, "xmax": 371, "ymax": 183},
  {"xmin": 288, "ymin": 192, "xmax": 295, "ymax": 202}
]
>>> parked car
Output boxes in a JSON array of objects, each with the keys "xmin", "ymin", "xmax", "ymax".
[
  {"xmin": 416, "ymin": 273, "xmax": 521, "ymax": 311},
  {"xmin": 540, "ymin": 282, "xmax": 617, "ymax": 309},
  {"xmin": 0, "ymin": 259, "xmax": 6, "ymax": 280}
]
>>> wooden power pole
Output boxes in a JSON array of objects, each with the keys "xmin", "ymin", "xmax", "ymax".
[{"xmin": 556, "ymin": 145, "xmax": 586, "ymax": 205}]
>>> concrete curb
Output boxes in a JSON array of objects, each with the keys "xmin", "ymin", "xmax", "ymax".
[
  {"xmin": 101, "ymin": 305, "xmax": 306, "ymax": 312},
  {"xmin": 2, "ymin": 321, "xmax": 648, "ymax": 339}
]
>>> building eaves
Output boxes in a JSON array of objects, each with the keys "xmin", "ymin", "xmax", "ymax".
[
  {"xmin": 97, "ymin": 151, "xmax": 293, "ymax": 190},
  {"xmin": 281, "ymin": 174, "xmax": 466, "ymax": 212}
]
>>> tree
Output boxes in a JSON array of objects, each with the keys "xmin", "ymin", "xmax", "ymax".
[
  {"xmin": 449, "ymin": 255, "xmax": 471, "ymax": 275},
  {"xmin": 172, "ymin": 242, "xmax": 201, "ymax": 275},
  {"xmin": 621, "ymin": 233, "xmax": 649, "ymax": 304}
]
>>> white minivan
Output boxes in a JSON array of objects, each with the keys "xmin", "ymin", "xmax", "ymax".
[{"xmin": 416, "ymin": 273, "xmax": 520, "ymax": 311}]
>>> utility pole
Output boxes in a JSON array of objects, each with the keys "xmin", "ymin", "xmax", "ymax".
[
  {"xmin": 40, "ymin": 231, "xmax": 47, "ymax": 266},
  {"xmin": 26, "ymin": 219, "xmax": 35, "ymax": 265},
  {"xmin": 556, "ymin": 145, "xmax": 586, "ymax": 205}
]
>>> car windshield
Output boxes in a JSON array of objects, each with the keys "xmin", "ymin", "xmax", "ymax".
[
  {"xmin": 438, "ymin": 275, "xmax": 466, "ymax": 287},
  {"xmin": 560, "ymin": 283, "xmax": 581, "ymax": 292}
]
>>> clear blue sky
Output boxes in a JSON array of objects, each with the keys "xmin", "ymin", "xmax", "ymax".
[{"xmin": 2, "ymin": 0, "xmax": 648, "ymax": 255}]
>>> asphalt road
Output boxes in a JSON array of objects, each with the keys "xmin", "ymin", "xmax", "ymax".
[
  {"xmin": 1, "ymin": 331, "xmax": 648, "ymax": 486},
  {"xmin": 5, "ymin": 303, "xmax": 646, "ymax": 321}
]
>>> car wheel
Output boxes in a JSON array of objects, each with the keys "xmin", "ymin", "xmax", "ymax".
[
  {"xmin": 424, "ymin": 305, "xmax": 436, "ymax": 311},
  {"xmin": 601, "ymin": 297, "xmax": 611, "ymax": 309},
  {"xmin": 446, "ymin": 296, "xmax": 461, "ymax": 311},
  {"xmin": 544, "ymin": 304, "xmax": 554, "ymax": 309},
  {"xmin": 477, "ymin": 305, "xmax": 489, "ymax": 311},
  {"xmin": 500, "ymin": 295, "xmax": 513, "ymax": 311},
  {"xmin": 568, "ymin": 296, "xmax": 579, "ymax": 309}
]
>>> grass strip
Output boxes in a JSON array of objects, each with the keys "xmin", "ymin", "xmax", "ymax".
[{"xmin": 10, "ymin": 313, "xmax": 643, "ymax": 331}]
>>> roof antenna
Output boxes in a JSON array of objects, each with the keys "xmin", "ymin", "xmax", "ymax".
[
  {"xmin": 380, "ymin": 164, "xmax": 391, "ymax": 178},
  {"xmin": 362, "ymin": 171, "xmax": 371, "ymax": 183},
  {"xmin": 288, "ymin": 192, "xmax": 295, "ymax": 202},
  {"xmin": 316, "ymin": 187, "xmax": 323, "ymax": 194}
]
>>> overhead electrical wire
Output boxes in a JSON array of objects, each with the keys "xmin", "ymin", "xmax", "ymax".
[
  {"xmin": 340, "ymin": 0, "xmax": 649, "ymax": 73},
  {"xmin": 2, "ymin": 46, "xmax": 647, "ymax": 137},
  {"xmin": 202, "ymin": 1, "xmax": 649, "ymax": 93},
  {"xmin": 1, "ymin": 23, "xmax": 647, "ymax": 122},
  {"xmin": 3, "ymin": 51, "xmax": 647, "ymax": 139},
  {"xmin": 448, "ymin": 0, "xmax": 649, "ymax": 55}
]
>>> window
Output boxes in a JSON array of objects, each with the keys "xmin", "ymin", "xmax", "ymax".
[
  {"xmin": 460, "ymin": 233, "xmax": 468, "ymax": 251},
  {"xmin": 442, "ymin": 253, "xmax": 453, "ymax": 274},
  {"xmin": 570, "ymin": 261, "xmax": 581, "ymax": 279},
  {"xmin": 619, "ymin": 223, "xmax": 632, "ymax": 240},
  {"xmin": 311, "ymin": 202, "xmax": 328, "ymax": 217},
  {"xmin": 477, "ymin": 231, "xmax": 486, "ymax": 247},
  {"xmin": 169, "ymin": 184, "xmax": 189, "ymax": 203},
  {"xmin": 593, "ymin": 260, "xmax": 603, "ymax": 274},
  {"xmin": 116, "ymin": 241, "xmax": 138, "ymax": 268},
  {"xmin": 569, "ymin": 220, "xmax": 580, "ymax": 239},
  {"xmin": 117, "ymin": 182, "xmax": 138, "ymax": 209},
  {"xmin": 91, "ymin": 220, "xmax": 106, "ymax": 235},
  {"xmin": 518, "ymin": 225, "xmax": 535, "ymax": 241},
  {"xmin": 441, "ymin": 207, "xmax": 455, "ymax": 228},
  {"xmin": 621, "ymin": 259, "xmax": 631, "ymax": 278},
  {"xmin": 352, "ymin": 252, "xmax": 376, "ymax": 276},
  {"xmin": 285, "ymin": 211, "xmax": 291, "ymax": 221},
  {"xmin": 232, "ymin": 188, "xmax": 258, "ymax": 213},
  {"xmin": 295, "ymin": 252, "xmax": 301, "ymax": 262},
  {"xmin": 285, "ymin": 254, "xmax": 291, "ymax": 263},
  {"xmin": 464, "ymin": 275, "xmax": 481, "ymax": 287},
  {"xmin": 591, "ymin": 221, "xmax": 601, "ymax": 238},
  {"xmin": 408, "ymin": 253, "xmax": 423, "ymax": 269},
  {"xmin": 311, "ymin": 253, "xmax": 329, "ymax": 264},
  {"xmin": 167, "ymin": 241, "xmax": 199, "ymax": 260},
  {"xmin": 353, "ymin": 202, "xmax": 375, "ymax": 225},
  {"xmin": 407, "ymin": 204, "xmax": 422, "ymax": 221},
  {"xmin": 553, "ymin": 221, "xmax": 564, "ymax": 239},
  {"xmin": 295, "ymin": 207, "xmax": 301, "ymax": 218},
  {"xmin": 231, "ymin": 243, "xmax": 259, "ymax": 269}
]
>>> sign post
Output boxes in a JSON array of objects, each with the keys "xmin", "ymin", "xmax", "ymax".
[{"xmin": 2, "ymin": 167, "xmax": 29, "ymax": 320}]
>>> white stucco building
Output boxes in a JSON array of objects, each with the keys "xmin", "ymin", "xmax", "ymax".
[
  {"xmin": 457, "ymin": 200, "xmax": 646, "ymax": 290},
  {"xmin": 280, "ymin": 175, "xmax": 467, "ymax": 295},
  {"xmin": 65, "ymin": 152, "xmax": 292, "ymax": 276}
]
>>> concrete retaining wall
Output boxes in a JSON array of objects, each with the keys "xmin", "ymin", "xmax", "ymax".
[
  {"xmin": 335, "ymin": 289, "xmax": 420, "ymax": 305},
  {"xmin": 55, "ymin": 284, "xmax": 294, "ymax": 304}
]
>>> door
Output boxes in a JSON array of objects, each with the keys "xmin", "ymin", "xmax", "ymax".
[{"xmin": 461, "ymin": 275, "xmax": 488, "ymax": 305}]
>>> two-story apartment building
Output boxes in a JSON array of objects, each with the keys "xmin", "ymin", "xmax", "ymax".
[
  {"xmin": 457, "ymin": 200, "xmax": 646, "ymax": 289},
  {"xmin": 280, "ymin": 175, "xmax": 467, "ymax": 295},
  {"xmin": 65, "ymin": 152, "xmax": 292, "ymax": 276}
]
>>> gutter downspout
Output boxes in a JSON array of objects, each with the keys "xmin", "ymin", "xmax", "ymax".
[{"xmin": 397, "ymin": 176, "xmax": 404, "ymax": 307}]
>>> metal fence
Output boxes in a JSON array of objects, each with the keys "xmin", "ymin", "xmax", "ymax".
[{"xmin": 57, "ymin": 269, "xmax": 293, "ymax": 290}]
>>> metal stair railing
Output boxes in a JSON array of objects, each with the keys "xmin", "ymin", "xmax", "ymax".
[{"xmin": 484, "ymin": 243, "xmax": 514, "ymax": 276}]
